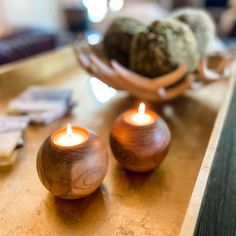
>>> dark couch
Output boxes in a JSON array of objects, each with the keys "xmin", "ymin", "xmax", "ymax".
[{"xmin": 0, "ymin": 28, "xmax": 56, "ymax": 65}]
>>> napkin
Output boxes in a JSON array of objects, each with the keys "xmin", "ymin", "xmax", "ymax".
[
  {"xmin": 19, "ymin": 86, "xmax": 73, "ymax": 103},
  {"xmin": 0, "ymin": 116, "xmax": 29, "ymax": 166},
  {"xmin": 0, "ymin": 115, "xmax": 30, "ymax": 133},
  {"xmin": 7, "ymin": 86, "xmax": 75, "ymax": 124},
  {"xmin": 0, "ymin": 132, "xmax": 22, "ymax": 166}
]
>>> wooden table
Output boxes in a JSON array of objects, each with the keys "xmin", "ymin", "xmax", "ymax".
[
  {"xmin": 195, "ymin": 70, "xmax": 236, "ymax": 235},
  {"xmin": 0, "ymin": 47, "xmax": 233, "ymax": 236}
]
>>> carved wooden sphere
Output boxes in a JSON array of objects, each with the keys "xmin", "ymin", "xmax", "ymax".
[
  {"xmin": 37, "ymin": 127, "xmax": 108, "ymax": 199},
  {"xmin": 110, "ymin": 109, "xmax": 171, "ymax": 172}
]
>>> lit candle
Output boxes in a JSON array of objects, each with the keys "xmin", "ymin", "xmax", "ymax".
[
  {"xmin": 37, "ymin": 124, "xmax": 108, "ymax": 199},
  {"xmin": 110, "ymin": 102, "xmax": 170, "ymax": 172},
  {"xmin": 124, "ymin": 103, "xmax": 157, "ymax": 126},
  {"xmin": 53, "ymin": 124, "xmax": 88, "ymax": 147}
]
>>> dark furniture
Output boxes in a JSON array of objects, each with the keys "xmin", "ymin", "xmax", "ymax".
[{"xmin": 0, "ymin": 28, "xmax": 56, "ymax": 65}]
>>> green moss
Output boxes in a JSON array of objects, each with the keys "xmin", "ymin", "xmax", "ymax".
[
  {"xmin": 130, "ymin": 19, "xmax": 200, "ymax": 78},
  {"xmin": 170, "ymin": 8, "xmax": 215, "ymax": 56},
  {"xmin": 103, "ymin": 17, "xmax": 145, "ymax": 68}
]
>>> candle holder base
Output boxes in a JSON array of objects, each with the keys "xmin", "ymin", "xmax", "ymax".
[
  {"xmin": 36, "ymin": 129, "xmax": 108, "ymax": 199},
  {"xmin": 110, "ymin": 114, "xmax": 171, "ymax": 172}
]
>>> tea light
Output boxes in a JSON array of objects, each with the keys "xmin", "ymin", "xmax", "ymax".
[
  {"xmin": 124, "ymin": 102, "xmax": 156, "ymax": 126},
  {"xmin": 53, "ymin": 124, "xmax": 88, "ymax": 146},
  {"xmin": 110, "ymin": 103, "xmax": 171, "ymax": 172},
  {"xmin": 36, "ymin": 124, "xmax": 108, "ymax": 199}
]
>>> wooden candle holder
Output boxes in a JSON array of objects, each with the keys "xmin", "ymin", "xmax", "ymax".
[
  {"xmin": 36, "ymin": 127, "xmax": 108, "ymax": 199},
  {"xmin": 110, "ymin": 110, "xmax": 171, "ymax": 172}
]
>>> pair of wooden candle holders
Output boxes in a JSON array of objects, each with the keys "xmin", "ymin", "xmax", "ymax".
[{"xmin": 37, "ymin": 109, "xmax": 171, "ymax": 200}]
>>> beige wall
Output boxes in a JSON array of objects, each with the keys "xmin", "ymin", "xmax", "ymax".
[
  {"xmin": 0, "ymin": 0, "xmax": 6, "ymax": 25},
  {"xmin": 0, "ymin": 0, "xmax": 65, "ymax": 30}
]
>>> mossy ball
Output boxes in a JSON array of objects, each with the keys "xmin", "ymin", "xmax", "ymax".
[
  {"xmin": 170, "ymin": 8, "xmax": 216, "ymax": 56},
  {"xmin": 103, "ymin": 17, "xmax": 145, "ymax": 68},
  {"xmin": 130, "ymin": 19, "xmax": 200, "ymax": 78}
]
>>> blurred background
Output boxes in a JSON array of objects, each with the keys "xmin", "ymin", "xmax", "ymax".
[{"xmin": 0, "ymin": 0, "xmax": 236, "ymax": 65}]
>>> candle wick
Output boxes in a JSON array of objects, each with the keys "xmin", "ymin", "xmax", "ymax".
[{"xmin": 67, "ymin": 124, "xmax": 73, "ymax": 136}]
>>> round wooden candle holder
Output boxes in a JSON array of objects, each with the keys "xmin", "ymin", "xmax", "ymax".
[
  {"xmin": 36, "ymin": 127, "xmax": 108, "ymax": 199},
  {"xmin": 110, "ymin": 110, "xmax": 171, "ymax": 172}
]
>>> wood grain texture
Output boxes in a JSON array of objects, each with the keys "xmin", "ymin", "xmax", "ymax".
[
  {"xmin": 37, "ymin": 128, "xmax": 108, "ymax": 199},
  {"xmin": 0, "ymin": 46, "xmax": 229, "ymax": 236},
  {"xmin": 110, "ymin": 110, "xmax": 171, "ymax": 172}
]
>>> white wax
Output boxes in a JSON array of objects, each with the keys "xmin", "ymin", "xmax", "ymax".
[
  {"xmin": 54, "ymin": 132, "xmax": 86, "ymax": 147},
  {"xmin": 125, "ymin": 103, "xmax": 156, "ymax": 126},
  {"xmin": 53, "ymin": 124, "xmax": 88, "ymax": 147},
  {"xmin": 130, "ymin": 113, "xmax": 154, "ymax": 126}
]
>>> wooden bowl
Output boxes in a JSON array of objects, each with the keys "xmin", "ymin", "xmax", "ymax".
[
  {"xmin": 74, "ymin": 41, "xmax": 231, "ymax": 102},
  {"xmin": 110, "ymin": 110, "xmax": 171, "ymax": 172},
  {"xmin": 36, "ymin": 127, "xmax": 108, "ymax": 199}
]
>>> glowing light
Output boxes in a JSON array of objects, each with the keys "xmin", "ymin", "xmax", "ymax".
[
  {"xmin": 109, "ymin": 0, "xmax": 124, "ymax": 12},
  {"xmin": 125, "ymin": 103, "xmax": 156, "ymax": 126},
  {"xmin": 89, "ymin": 77, "xmax": 117, "ymax": 103},
  {"xmin": 87, "ymin": 33, "xmax": 102, "ymax": 45},
  {"xmin": 67, "ymin": 123, "xmax": 72, "ymax": 137},
  {"xmin": 53, "ymin": 124, "xmax": 87, "ymax": 147},
  {"xmin": 83, "ymin": 0, "xmax": 107, "ymax": 23},
  {"xmin": 138, "ymin": 103, "xmax": 145, "ymax": 116}
]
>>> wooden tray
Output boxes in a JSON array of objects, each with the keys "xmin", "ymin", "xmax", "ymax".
[{"xmin": 0, "ymin": 46, "xmax": 233, "ymax": 236}]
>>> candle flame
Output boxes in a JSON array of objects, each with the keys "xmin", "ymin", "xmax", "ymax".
[
  {"xmin": 67, "ymin": 123, "xmax": 73, "ymax": 137},
  {"xmin": 138, "ymin": 103, "xmax": 145, "ymax": 115}
]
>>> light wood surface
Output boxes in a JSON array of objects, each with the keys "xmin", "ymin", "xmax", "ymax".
[
  {"xmin": 0, "ymin": 46, "xmax": 77, "ymax": 100},
  {"xmin": 0, "ymin": 47, "xmax": 230, "ymax": 235}
]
